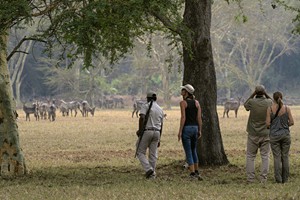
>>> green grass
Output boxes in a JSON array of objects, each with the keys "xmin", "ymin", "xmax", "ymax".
[{"xmin": 0, "ymin": 107, "xmax": 300, "ymax": 200}]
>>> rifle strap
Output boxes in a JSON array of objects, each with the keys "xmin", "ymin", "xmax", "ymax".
[
  {"xmin": 142, "ymin": 100, "xmax": 154, "ymax": 132},
  {"xmin": 135, "ymin": 100, "xmax": 153, "ymax": 158}
]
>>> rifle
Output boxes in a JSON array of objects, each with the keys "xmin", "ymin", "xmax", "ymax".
[{"xmin": 134, "ymin": 100, "xmax": 153, "ymax": 158}]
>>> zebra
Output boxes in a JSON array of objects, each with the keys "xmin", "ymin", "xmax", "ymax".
[
  {"xmin": 223, "ymin": 97, "xmax": 242, "ymax": 118},
  {"xmin": 59, "ymin": 100, "xmax": 81, "ymax": 117},
  {"xmin": 39, "ymin": 102, "xmax": 49, "ymax": 120},
  {"xmin": 132, "ymin": 99, "xmax": 146, "ymax": 118},
  {"xmin": 23, "ymin": 102, "xmax": 39, "ymax": 121},
  {"xmin": 113, "ymin": 97, "xmax": 124, "ymax": 108},
  {"xmin": 48, "ymin": 104, "xmax": 57, "ymax": 121},
  {"xmin": 81, "ymin": 101, "xmax": 95, "ymax": 117},
  {"xmin": 68, "ymin": 101, "xmax": 82, "ymax": 117}
]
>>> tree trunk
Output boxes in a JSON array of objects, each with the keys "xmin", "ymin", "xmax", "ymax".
[
  {"xmin": 0, "ymin": 31, "xmax": 27, "ymax": 178},
  {"xmin": 183, "ymin": 0, "xmax": 228, "ymax": 166}
]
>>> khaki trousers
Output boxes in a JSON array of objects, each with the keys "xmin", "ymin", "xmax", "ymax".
[
  {"xmin": 136, "ymin": 130, "xmax": 160, "ymax": 173},
  {"xmin": 246, "ymin": 134, "xmax": 270, "ymax": 182}
]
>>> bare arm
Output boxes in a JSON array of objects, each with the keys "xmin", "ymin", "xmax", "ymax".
[
  {"xmin": 287, "ymin": 106, "xmax": 294, "ymax": 127},
  {"xmin": 196, "ymin": 100, "xmax": 202, "ymax": 138},
  {"xmin": 178, "ymin": 101, "xmax": 186, "ymax": 141}
]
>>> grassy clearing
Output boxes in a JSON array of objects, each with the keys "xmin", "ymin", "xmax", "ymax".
[{"xmin": 0, "ymin": 107, "xmax": 300, "ymax": 200}]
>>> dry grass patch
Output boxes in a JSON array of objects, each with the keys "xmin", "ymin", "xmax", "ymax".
[{"xmin": 0, "ymin": 107, "xmax": 299, "ymax": 199}]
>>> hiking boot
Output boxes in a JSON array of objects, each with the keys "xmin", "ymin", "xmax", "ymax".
[
  {"xmin": 195, "ymin": 170, "xmax": 204, "ymax": 181},
  {"xmin": 189, "ymin": 172, "xmax": 202, "ymax": 181},
  {"xmin": 148, "ymin": 174, "xmax": 156, "ymax": 180},
  {"xmin": 145, "ymin": 169, "xmax": 154, "ymax": 179}
]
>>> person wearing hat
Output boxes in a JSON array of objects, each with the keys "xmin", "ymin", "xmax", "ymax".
[
  {"xmin": 136, "ymin": 92, "xmax": 164, "ymax": 179},
  {"xmin": 244, "ymin": 85, "xmax": 272, "ymax": 183},
  {"xmin": 178, "ymin": 84, "xmax": 203, "ymax": 180},
  {"xmin": 266, "ymin": 91, "xmax": 294, "ymax": 183}
]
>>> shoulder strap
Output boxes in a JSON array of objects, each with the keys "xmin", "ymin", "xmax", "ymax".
[
  {"xmin": 274, "ymin": 105, "xmax": 281, "ymax": 118},
  {"xmin": 142, "ymin": 101, "xmax": 153, "ymax": 130}
]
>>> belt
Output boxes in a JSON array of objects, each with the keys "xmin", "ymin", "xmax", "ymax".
[{"xmin": 145, "ymin": 127, "xmax": 160, "ymax": 131}]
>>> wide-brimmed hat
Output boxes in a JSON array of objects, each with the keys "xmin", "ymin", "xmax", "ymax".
[{"xmin": 180, "ymin": 84, "xmax": 195, "ymax": 94}]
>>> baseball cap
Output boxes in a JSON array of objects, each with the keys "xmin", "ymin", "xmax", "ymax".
[
  {"xmin": 255, "ymin": 85, "xmax": 265, "ymax": 93},
  {"xmin": 180, "ymin": 84, "xmax": 195, "ymax": 94},
  {"xmin": 147, "ymin": 92, "xmax": 156, "ymax": 98}
]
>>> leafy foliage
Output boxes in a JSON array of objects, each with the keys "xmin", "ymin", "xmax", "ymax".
[
  {"xmin": 36, "ymin": 0, "xmax": 184, "ymax": 68},
  {"xmin": 0, "ymin": 0, "xmax": 31, "ymax": 33}
]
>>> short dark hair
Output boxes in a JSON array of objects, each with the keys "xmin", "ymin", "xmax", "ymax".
[{"xmin": 147, "ymin": 96, "xmax": 157, "ymax": 101}]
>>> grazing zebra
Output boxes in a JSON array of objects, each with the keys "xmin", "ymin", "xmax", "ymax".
[{"xmin": 81, "ymin": 101, "xmax": 95, "ymax": 117}]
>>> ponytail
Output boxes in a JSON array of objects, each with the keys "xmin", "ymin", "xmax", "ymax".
[
  {"xmin": 277, "ymin": 98, "xmax": 283, "ymax": 108},
  {"xmin": 273, "ymin": 91, "xmax": 283, "ymax": 118}
]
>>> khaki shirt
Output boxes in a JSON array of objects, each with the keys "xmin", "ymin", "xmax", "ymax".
[{"xmin": 244, "ymin": 97, "xmax": 272, "ymax": 136}]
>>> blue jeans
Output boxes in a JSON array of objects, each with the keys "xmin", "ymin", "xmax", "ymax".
[{"xmin": 182, "ymin": 126, "xmax": 198, "ymax": 165}]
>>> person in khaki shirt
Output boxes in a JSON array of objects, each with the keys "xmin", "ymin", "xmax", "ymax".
[{"xmin": 244, "ymin": 85, "xmax": 272, "ymax": 183}]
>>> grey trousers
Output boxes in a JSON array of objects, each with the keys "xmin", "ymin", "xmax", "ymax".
[
  {"xmin": 136, "ymin": 130, "xmax": 160, "ymax": 173},
  {"xmin": 270, "ymin": 133, "xmax": 291, "ymax": 183},
  {"xmin": 246, "ymin": 134, "xmax": 270, "ymax": 182}
]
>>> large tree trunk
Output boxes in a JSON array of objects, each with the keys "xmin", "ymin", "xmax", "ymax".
[
  {"xmin": 183, "ymin": 0, "xmax": 228, "ymax": 165},
  {"xmin": 0, "ymin": 31, "xmax": 27, "ymax": 178}
]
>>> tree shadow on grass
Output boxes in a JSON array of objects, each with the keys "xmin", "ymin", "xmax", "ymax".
[{"xmin": 0, "ymin": 160, "xmax": 247, "ymax": 187}]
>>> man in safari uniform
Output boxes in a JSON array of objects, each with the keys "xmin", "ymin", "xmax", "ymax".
[
  {"xmin": 244, "ymin": 85, "xmax": 272, "ymax": 183},
  {"xmin": 136, "ymin": 92, "xmax": 164, "ymax": 179}
]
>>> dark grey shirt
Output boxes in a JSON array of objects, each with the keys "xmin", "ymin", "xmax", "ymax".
[{"xmin": 270, "ymin": 106, "xmax": 290, "ymax": 136}]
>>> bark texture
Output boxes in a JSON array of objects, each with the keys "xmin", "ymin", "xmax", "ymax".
[
  {"xmin": 183, "ymin": 0, "xmax": 228, "ymax": 165},
  {"xmin": 0, "ymin": 32, "xmax": 27, "ymax": 178}
]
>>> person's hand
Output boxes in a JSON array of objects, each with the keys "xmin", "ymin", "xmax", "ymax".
[
  {"xmin": 198, "ymin": 130, "xmax": 202, "ymax": 139},
  {"xmin": 178, "ymin": 132, "xmax": 182, "ymax": 141}
]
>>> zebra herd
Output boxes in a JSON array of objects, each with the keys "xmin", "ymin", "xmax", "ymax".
[
  {"xmin": 21, "ymin": 96, "xmax": 166, "ymax": 122},
  {"xmin": 22, "ymin": 100, "xmax": 96, "ymax": 121}
]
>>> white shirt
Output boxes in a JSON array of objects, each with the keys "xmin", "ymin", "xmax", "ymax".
[{"xmin": 140, "ymin": 101, "xmax": 164, "ymax": 130}]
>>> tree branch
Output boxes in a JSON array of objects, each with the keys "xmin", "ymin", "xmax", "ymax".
[
  {"xmin": 7, "ymin": 36, "xmax": 47, "ymax": 61},
  {"xmin": 148, "ymin": 10, "xmax": 183, "ymax": 36},
  {"xmin": 31, "ymin": 1, "xmax": 61, "ymax": 17}
]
